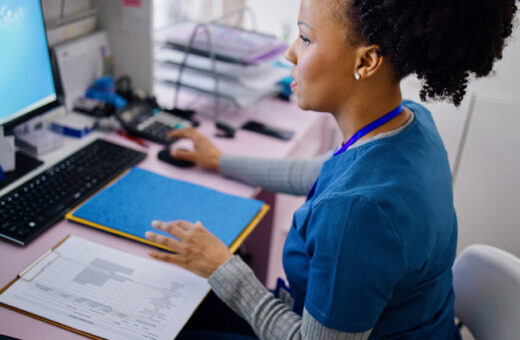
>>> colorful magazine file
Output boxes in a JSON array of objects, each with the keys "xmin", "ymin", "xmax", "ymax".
[{"xmin": 66, "ymin": 167, "xmax": 269, "ymax": 253}]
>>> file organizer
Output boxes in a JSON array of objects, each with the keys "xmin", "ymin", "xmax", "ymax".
[
  {"xmin": 66, "ymin": 167, "xmax": 269, "ymax": 253},
  {"xmin": 154, "ymin": 8, "xmax": 288, "ymax": 119}
]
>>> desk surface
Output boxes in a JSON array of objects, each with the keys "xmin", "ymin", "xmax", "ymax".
[{"xmin": 0, "ymin": 97, "xmax": 328, "ymax": 340}]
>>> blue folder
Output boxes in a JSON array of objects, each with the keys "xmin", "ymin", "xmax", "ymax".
[{"xmin": 66, "ymin": 167, "xmax": 269, "ymax": 252}]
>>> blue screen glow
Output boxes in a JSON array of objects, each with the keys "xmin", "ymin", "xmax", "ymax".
[{"xmin": 0, "ymin": 0, "xmax": 57, "ymax": 125}]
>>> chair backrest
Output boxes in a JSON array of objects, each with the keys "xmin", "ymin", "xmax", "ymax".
[{"xmin": 452, "ymin": 244, "xmax": 520, "ymax": 340}]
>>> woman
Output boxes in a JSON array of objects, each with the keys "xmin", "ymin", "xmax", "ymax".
[{"xmin": 145, "ymin": 0, "xmax": 517, "ymax": 338}]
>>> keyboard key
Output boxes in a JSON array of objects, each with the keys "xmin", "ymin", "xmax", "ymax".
[{"xmin": 17, "ymin": 228, "xmax": 29, "ymax": 237}]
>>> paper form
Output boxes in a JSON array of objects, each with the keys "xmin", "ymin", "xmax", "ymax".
[{"xmin": 0, "ymin": 235, "xmax": 210, "ymax": 340}]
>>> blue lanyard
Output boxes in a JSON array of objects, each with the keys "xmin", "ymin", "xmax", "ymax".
[{"xmin": 306, "ymin": 103, "xmax": 404, "ymax": 201}]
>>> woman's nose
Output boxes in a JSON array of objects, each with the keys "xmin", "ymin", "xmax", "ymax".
[{"xmin": 285, "ymin": 39, "xmax": 298, "ymax": 65}]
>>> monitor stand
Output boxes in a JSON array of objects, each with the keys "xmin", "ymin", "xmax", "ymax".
[{"xmin": 0, "ymin": 151, "xmax": 43, "ymax": 191}]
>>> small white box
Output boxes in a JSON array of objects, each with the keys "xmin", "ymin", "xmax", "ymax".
[
  {"xmin": 15, "ymin": 130, "xmax": 65, "ymax": 156},
  {"xmin": 0, "ymin": 135, "xmax": 15, "ymax": 172},
  {"xmin": 51, "ymin": 112, "xmax": 97, "ymax": 138}
]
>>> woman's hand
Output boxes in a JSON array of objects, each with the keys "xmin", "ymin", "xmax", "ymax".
[
  {"xmin": 145, "ymin": 220, "xmax": 233, "ymax": 278},
  {"xmin": 167, "ymin": 128, "xmax": 222, "ymax": 171}
]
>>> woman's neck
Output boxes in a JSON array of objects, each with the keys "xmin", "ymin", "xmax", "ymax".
[{"xmin": 335, "ymin": 84, "xmax": 410, "ymax": 143}]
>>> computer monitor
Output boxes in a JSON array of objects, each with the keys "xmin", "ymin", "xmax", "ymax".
[{"xmin": 0, "ymin": 0, "xmax": 60, "ymax": 133}]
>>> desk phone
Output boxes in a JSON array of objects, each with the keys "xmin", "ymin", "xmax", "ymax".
[{"xmin": 116, "ymin": 101, "xmax": 195, "ymax": 145}]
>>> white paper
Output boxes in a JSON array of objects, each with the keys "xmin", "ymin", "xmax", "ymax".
[
  {"xmin": 0, "ymin": 235, "xmax": 210, "ymax": 340},
  {"xmin": 154, "ymin": 48, "xmax": 289, "ymax": 90},
  {"xmin": 154, "ymin": 65, "xmax": 279, "ymax": 108},
  {"xmin": 0, "ymin": 135, "xmax": 15, "ymax": 172},
  {"xmin": 53, "ymin": 31, "xmax": 110, "ymax": 110}
]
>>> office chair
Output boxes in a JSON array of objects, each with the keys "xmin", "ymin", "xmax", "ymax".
[{"xmin": 452, "ymin": 244, "xmax": 520, "ymax": 340}]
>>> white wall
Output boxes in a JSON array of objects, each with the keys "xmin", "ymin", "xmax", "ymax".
[
  {"xmin": 453, "ymin": 95, "xmax": 520, "ymax": 257},
  {"xmin": 244, "ymin": 0, "xmax": 299, "ymax": 42},
  {"xmin": 155, "ymin": 0, "xmax": 250, "ymax": 27},
  {"xmin": 155, "ymin": 0, "xmax": 299, "ymax": 40},
  {"xmin": 468, "ymin": 30, "xmax": 520, "ymax": 100}
]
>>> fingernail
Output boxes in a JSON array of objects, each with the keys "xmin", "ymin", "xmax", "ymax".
[
  {"xmin": 145, "ymin": 231, "xmax": 152, "ymax": 239},
  {"xmin": 152, "ymin": 220, "xmax": 160, "ymax": 228}
]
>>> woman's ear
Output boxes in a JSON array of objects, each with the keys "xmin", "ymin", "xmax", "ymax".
[{"xmin": 354, "ymin": 45, "xmax": 384, "ymax": 80}]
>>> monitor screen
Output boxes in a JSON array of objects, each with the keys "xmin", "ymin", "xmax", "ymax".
[{"xmin": 0, "ymin": 0, "xmax": 57, "ymax": 127}]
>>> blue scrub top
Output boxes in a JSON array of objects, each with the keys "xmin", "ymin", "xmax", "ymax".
[{"xmin": 283, "ymin": 100, "xmax": 461, "ymax": 338}]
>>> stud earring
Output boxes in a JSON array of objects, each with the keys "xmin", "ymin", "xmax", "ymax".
[{"xmin": 354, "ymin": 73, "xmax": 361, "ymax": 80}]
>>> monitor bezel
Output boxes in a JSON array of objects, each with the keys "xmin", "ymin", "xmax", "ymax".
[{"xmin": 2, "ymin": 0, "xmax": 63, "ymax": 135}]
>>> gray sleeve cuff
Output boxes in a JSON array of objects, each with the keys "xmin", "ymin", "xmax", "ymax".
[
  {"xmin": 208, "ymin": 255, "xmax": 301, "ymax": 339},
  {"xmin": 208, "ymin": 255, "xmax": 271, "ymax": 320}
]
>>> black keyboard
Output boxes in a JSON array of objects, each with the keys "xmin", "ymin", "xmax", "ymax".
[{"xmin": 0, "ymin": 139, "xmax": 146, "ymax": 246}]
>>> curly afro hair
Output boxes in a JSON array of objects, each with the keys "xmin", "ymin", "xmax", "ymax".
[{"xmin": 341, "ymin": 0, "xmax": 518, "ymax": 106}]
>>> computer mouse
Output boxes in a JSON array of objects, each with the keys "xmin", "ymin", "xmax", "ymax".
[{"xmin": 157, "ymin": 149, "xmax": 196, "ymax": 168}]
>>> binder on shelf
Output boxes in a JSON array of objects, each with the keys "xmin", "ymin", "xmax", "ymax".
[
  {"xmin": 66, "ymin": 167, "xmax": 269, "ymax": 253},
  {"xmin": 45, "ymin": 8, "xmax": 98, "ymax": 47}
]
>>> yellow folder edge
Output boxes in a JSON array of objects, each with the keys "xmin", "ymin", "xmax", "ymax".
[
  {"xmin": 0, "ymin": 235, "xmax": 104, "ymax": 339},
  {"xmin": 65, "ymin": 203, "xmax": 270, "ymax": 254}
]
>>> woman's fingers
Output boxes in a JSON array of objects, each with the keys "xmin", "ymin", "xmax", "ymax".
[
  {"xmin": 166, "ymin": 127, "xmax": 222, "ymax": 171},
  {"xmin": 167, "ymin": 127, "xmax": 200, "ymax": 140},
  {"xmin": 149, "ymin": 250, "xmax": 182, "ymax": 264},
  {"xmin": 152, "ymin": 220, "xmax": 189, "ymax": 239},
  {"xmin": 174, "ymin": 220, "xmax": 196, "ymax": 231},
  {"xmin": 145, "ymin": 231, "xmax": 183, "ymax": 251},
  {"xmin": 147, "ymin": 220, "xmax": 233, "ymax": 278},
  {"xmin": 170, "ymin": 149, "xmax": 197, "ymax": 162}
]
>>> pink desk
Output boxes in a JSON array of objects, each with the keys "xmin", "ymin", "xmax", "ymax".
[{"xmin": 0, "ymin": 98, "xmax": 330, "ymax": 339}]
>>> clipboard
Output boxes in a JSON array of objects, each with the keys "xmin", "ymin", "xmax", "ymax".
[
  {"xmin": 0, "ymin": 235, "xmax": 103, "ymax": 339},
  {"xmin": 65, "ymin": 167, "xmax": 270, "ymax": 253},
  {"xmin": 0, "ymin": 235, "xmax": 213, "ymax": 340}
]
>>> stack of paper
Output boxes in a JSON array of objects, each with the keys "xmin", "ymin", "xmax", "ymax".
[
  {"xmin": 157, "ymin": 22, "xmax": 288, "ymax": 65},
  {"xmin": 153, "ymin": 22, "xmax": 290, "ymax": 108}
]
